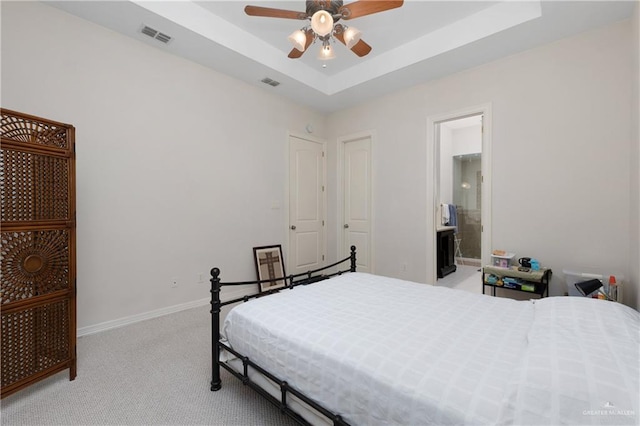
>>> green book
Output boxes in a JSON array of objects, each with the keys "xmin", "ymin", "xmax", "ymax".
[{"xmin": 521, "ymin": 283, "xmax": 536, "ymax": 292}]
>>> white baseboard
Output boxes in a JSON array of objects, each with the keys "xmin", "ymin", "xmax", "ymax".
[{"xmin": 77, "ymin": 297, "xmax": 210, "ymax": 337}]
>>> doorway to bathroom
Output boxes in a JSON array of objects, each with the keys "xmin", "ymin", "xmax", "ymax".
[
  {"xmin": 426, "ymin": 104, "xmax": 492, "ymax": 291},
  {"xmin": 443, "ymin": 116, "xmax": 482, "ymax": 266}
]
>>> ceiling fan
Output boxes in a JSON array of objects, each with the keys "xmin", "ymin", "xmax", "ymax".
[{"xmin": 244, "ymin": 0, "xmax": 404, "ymax": 60}]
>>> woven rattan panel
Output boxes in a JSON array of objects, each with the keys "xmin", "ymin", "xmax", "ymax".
[
  {"xmin": 1, "ymin": 299, "xmax": 70, "ymax": 387},
  {"xmin": 1, "ymin": 148, "xmax": 70, "ymax": 222},
  {"xmin": 1, "ymin": 109, "xmax": 76, "ymax": 398},
  {"xmin": 1, "ymin": 113, "xmax": 69, "ymax": 149},
  {"xmin": 1, "ymin": 229, "xmax": 70, "ymax": 304}
]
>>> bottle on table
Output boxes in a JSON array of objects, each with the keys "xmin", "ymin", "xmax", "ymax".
[{"xmin": 608, "ymin": 275, "xmax": 617, "ymax": 301}]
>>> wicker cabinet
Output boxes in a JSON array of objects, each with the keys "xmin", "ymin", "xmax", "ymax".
[{"xmin": 1, "ymin": 109, "xmax": 76, "ymax": 398}]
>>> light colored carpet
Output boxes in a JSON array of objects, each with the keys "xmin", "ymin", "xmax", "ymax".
[{"xmin": 1, "ymin": 305, "xmax": 296, "ymax": 426}]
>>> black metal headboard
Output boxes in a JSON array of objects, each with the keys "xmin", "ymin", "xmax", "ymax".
[{"xmin": 209, "ymin": 245, "xmax": 356, "ymax": 392}]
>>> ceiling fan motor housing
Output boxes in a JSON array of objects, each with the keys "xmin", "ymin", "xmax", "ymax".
[{"xmin": 306, "ymin": 0, "xmax": 344, "ymax": 20}]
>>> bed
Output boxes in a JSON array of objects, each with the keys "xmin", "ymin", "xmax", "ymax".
[{"xmin": 209, "ymin": 249, "xmax": 639, "ymax": 425}]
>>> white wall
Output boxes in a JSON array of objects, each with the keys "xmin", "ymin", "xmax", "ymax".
[
  {"xmin": 1, "ymin": 2, "xmax": 327, "ymax": 329},
  {"xmin": 439, "ymin": 124, "xmax": 481, "ymax": 221},
  {"xmin": 630, "ymin": 2, "xmax": 640, "ymax": 309},
  {"xmin": 2, "ymin": 3, "xmax": 637, "ymax": 325},
  {"xmin": 328, "ymin": 21, "xmax": 635, "ymax": 306},
  {"xmin": 451, "ymin": 126, "xmax": 482, "ymax": 157}
]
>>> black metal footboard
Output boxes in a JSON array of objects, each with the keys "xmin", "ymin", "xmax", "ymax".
[{"xmin": 209, "ymin": 246, "xmax": 357, "ymax": 426}]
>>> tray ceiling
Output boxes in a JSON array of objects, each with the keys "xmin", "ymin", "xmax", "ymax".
[{"xmin": 49, "ymin": 1, "xmax": 636, "ymax": 113}]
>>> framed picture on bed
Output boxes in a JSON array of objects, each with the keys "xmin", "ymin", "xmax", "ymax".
[{"xmin": 253, "ymin": 245, "xmax": 286, "ymax": 292}]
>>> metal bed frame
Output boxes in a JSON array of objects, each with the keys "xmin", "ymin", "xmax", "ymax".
[{"xmin": 209, "ymin": 246, "xmax": 357, "ymax": 426}]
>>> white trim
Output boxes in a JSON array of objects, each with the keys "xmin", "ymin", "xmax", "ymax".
[
  {"xmin": 77, "ymin": 297, "xmax": 210, "ymax": 337},
  {"xmin": 285, "ymin": 131, "xmax": 328, "ymax": 272},
  {"xmin": 426, "ymin": 103, "xmax": 492, "ymax": 284},
  {"xmin": 336, "ymin": 130, "xmax": 375, "ymax": 273}
]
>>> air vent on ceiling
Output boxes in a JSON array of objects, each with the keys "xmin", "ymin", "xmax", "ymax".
[
  {"xmin": 261, "ymin": 78, "xmax": 280, "ymax": 87},
  {"xmin": 140, "ymin": 25, "xmax": 172, "ymax": 44}
]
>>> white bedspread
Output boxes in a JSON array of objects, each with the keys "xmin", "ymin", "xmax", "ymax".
[
  {"xmin": 497, "ymin": 297, "xmax": 639, "ymax": 425},
  {"xmin": 222, "ymin": 272, "xmax": 639, "ymax": 425}
]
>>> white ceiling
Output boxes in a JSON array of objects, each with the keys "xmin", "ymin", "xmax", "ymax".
[{"xmin": 49, "ymin": 0, "xmax": 636, "ymax": 113}]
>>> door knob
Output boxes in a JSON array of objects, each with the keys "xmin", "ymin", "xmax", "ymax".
[
  {"xmin": 290, "ymin": 225, "xmax": 296, "ymax": 230},
  {"xmin": 344, "ymin": 224, "xmax": 349, "ymax": 229}
]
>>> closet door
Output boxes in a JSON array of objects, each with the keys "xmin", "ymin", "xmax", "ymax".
[{"xmin": 1, "ymin": 109, "xmax": 76, "ymax": 398}]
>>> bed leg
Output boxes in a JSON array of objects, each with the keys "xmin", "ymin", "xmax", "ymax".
[
  {"xmin": 350, "ymin": 245, "xmax": 357, "ymax": 272},
  {"xmin": 210, "ymin": 267, "xmax": 222, "ymax": 391}
]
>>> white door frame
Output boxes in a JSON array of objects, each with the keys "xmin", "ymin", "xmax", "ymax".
[
  {"xmin": 285, "ymin": 131, "xmax": 327, "ymax": 273},
  {"xmin": 337, "ymin": 130, "xmax": 375, "ymax": 272},
  {"xmin": 426, "ymin": 104, "xmax": 492, "ymax": 284}
]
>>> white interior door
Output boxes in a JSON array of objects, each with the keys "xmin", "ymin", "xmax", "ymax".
[
  {"xmin": 342, "ymin": 136, "xmax": 372, "ymax": 273},
  {"xmin": 289, "ymin": 135, "xmax": 325, "ymax": 275}
]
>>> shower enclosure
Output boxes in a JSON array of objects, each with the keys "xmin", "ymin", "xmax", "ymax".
[{"xmin": 453, "ymin": 154, "xmax": 481, "ymax": 264}]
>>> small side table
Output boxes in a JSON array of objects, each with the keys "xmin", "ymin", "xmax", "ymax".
[{"xmin": 482, "ymin": 266, "xmax": 552, "ymax": 298}]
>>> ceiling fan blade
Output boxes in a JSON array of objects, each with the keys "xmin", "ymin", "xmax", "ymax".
[
  {"xmin": 349, "ymin": 39, "xmax": 372, "ymax": 57},
  {"xmin": 334, "ymin": 27, "xmax": 372, "ymax": 57},
  {"xmin": 288, "ymin": 28, "xmax": 315, "ymax": 59},
  {"xmin": 288, "ymin": 48, "xmax": 305, "ymax": 59},
  {"xmin": 244, "ymin": 5, "xmax": 307, "ymax": 20},
  {"xmin": 339, "ymin": 0, "xmax": 404, "ymax": 20}
]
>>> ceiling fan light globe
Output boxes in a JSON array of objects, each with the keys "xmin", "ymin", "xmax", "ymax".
[
  {"xmin": 288, "ymin": 29, "xmax": 307, "ymax": 51},
  {"xmin": 311, "ymin": 10, "xmax": 334, "ymax": 37},
  {"xmin": 344, "ymin": 27, "xmax": 362, "ymax": 49},
  {"xmin": 318, "ymin": 44, "xmax": 336, "ymax": 60}
]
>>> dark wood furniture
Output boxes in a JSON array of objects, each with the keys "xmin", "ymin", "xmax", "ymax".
[
  {"xmin": 482, "ymin": 265, "xmax": 552, "ymax": 298},
  {"xmin": 1, "ymin": 109, "xmax": 77, "ymax": 398},
  {"xmin": 210, "ymin": 246, "xmax": 357, "ymax": 426},
  {"xmin": 437, "ymin": 227, "xmax": 457, "ymax": 278}
]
